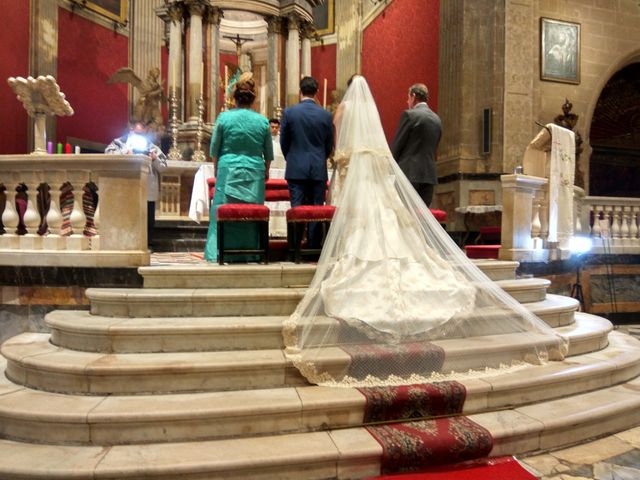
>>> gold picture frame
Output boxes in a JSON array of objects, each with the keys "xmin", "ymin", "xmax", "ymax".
[
  {"xmin": 85, "ymin": 0, "xmax": 128, "ymax": 24},
  {"xmin": 312, "ymin": 0, "xmax": 334, "ymax": 36},
  {"xmin": 540, "ymin": 17, "xmax": 580, "ymax": 84}
]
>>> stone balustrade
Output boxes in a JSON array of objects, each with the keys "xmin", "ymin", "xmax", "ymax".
[
  {"xmin": 580, "ymin": 196, "xmax": 640, "ymax": 254},
  {"xmin": 0, "ymin": 154, "xmax": 150, "ymax": 267},
  {"xmin": 500, "ymin": 174, "xmax": 588, "ymax": 262}
]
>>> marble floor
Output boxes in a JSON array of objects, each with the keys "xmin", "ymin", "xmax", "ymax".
[{"xmin": 520, "ymin": 425, "xmax": 640, "ymax": 480}]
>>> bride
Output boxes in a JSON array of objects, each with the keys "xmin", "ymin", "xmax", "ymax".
[{"xmin": 283, "ymin": 76, "xmax": 567, "ymax": 386}]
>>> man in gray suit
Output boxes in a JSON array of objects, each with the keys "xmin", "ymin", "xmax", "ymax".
[{"xmin": 391, "ymin": 83, "xmax": 442, "ymax": 207}]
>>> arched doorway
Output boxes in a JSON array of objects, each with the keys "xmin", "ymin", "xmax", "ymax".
[{"xmin": 589, "ymin": 62, "xmax": 640, "ymax": 197}]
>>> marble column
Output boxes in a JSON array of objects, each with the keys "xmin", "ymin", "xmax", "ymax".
[
  {"xmin": 29, "ymin": 0, "xmax": 58, "ymax": 151},
  {"xmin": 130, "ymin": 0, "xmax": 164, "ymax": 117},
  {"xmin": 266, "ymin": 16, "xmax": 283, "ymax": 118},
  {"xmin": 186, "ymin": 0, "xmax": 206, "ymax": 123},
  {"xmin": 300, "ymin": 23, "xmax": 312, "ymax": 77},
  {"xmin": 207, "ymin": 7, "xmax": 222, "ymax": 123},
  {"xmin": 285, "ymin": 14, "xmax": 301, "ymax": 107},
  {"xmin": 167, "ymin": 3, "xmax": 184, "ymax": 98}
]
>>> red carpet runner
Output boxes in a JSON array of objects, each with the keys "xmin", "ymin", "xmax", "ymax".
[
  {"xmin": 357, "ymin": 382, "xmax": 493, "ymax": 474},
  {"xmin": 368, "ymin": 456, "xmax": 537, "ymax": 479},
  {"xmin": 367, "ymin": 417, "xmax": 493, "ymax": 474},
  {"xmin": 357, "ymin": 382, "xmax": 466, "ymax": 423}
]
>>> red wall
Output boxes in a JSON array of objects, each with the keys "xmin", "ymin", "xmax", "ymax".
[
  {"xmin": 311, "ymin": 43, "xmax": 337, "ymax": 109},
  {"xmin": 1, "ymin": 1, "xmax": 30, "ymax": 154},
  {"xmin": 362, "ymin": 0, "xmax": 440, "ymax": 141},
  {"xmin": 57, "ymin": 8, "xmax": 129, "ymax": 147}
]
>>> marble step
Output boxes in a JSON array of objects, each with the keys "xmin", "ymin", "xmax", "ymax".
[
  {"xmin": 3, "ymin": 370, "xmax": 640, "ymax": 479},
  {"xmin": 138, "ymin": 260, "xmax": 520, "ymax": 289},
  {"xmin": 0, "ymin": 330, "xmax": 637, "ymax": 446},
  {"xmin": 47, "ymin": 295, "xmax": 578, "ymax": 354},
  {"xmin": 86, "ymin": 278, "xmax": 549, "ymax": 318},
  {"xmin": 2, "ymin": 315, "xmax": 611, "ymax": 395}
]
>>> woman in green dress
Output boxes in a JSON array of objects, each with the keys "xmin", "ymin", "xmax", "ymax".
[{"xmin": 204, "ymin": 72, "xmax": 274, "ymax": 262}]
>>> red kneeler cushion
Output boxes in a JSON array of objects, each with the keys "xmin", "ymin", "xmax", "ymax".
[
  {"xmin": 265, "ymin": 178, "xmax": 288, "ymax": 190},
  {"xmin": 429, "ymin": 209, "xmax": 447, "ymax": 223},
  {"xmin": 465, "ymin": 245, "xmax": 500, "ymax": 259},
  {"xmin": 287, "ymin": 205, "xmax": 336, "ymax": 222},
  {"xmin": 265, "ymin": 189, "xmax": 290, "ymax": 202},
  {"xmin": 217, "ymin": 204, "xmax": 270, "ymax": 221}
]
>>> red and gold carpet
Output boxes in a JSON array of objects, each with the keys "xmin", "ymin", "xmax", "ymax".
[{"xmin": 367, "ymin": 456, "xmax": 538, "ymax": 479}]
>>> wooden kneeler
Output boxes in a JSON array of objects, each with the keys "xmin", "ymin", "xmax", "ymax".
[{"xmin": 217, "ymin": 204, "xmax": 270, "ymax": 265}]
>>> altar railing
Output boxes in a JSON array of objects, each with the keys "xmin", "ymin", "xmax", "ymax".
[
  {"xmin": 580, "ymin": 196, "xmax": 640, "ymax": 253},
  {"xmin": 500, "ymin": 173, "xmax": 640, "ymax": 261},
  {"xmin": 0, "ymin": 154, "xmax": 150, "ymax": 267}
]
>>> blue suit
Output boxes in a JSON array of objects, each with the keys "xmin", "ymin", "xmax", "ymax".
[{"xmin": 280, "ymin": 98, "xmax": 334, "ymax": 247}]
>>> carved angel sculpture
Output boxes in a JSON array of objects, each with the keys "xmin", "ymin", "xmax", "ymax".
[{"xmin": 108, "ymin": 67, "xmax": 164, "ymax": 131}]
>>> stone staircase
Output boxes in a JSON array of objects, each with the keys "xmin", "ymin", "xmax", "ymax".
[{"xmin": 2, "ymin": 260, "xmax": 640, "ymax": 479}]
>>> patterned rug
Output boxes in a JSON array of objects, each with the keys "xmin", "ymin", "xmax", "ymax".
[
  {"xmin": 341, "ymin": 342, "xmax": 445, "ymax": 380},
  {"xmin": 367, "ymin": 416, "xmax": 493, "ymax": 474},
  {"xmin": 358, "ymin": 381, "xmax": 466, "ymax": 423}
]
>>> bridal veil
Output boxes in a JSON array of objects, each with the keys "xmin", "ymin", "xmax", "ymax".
[{"xmin": 283, "ymin": 76, "xmax": 567, "ymax": 386}]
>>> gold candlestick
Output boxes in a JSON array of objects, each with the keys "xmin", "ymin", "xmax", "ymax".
[
  {"xmin": 192, "ymin": 94, "xmax": 206, "ymax": 163},
  {"xmin": 167, "ymin": 88, "xmax": 182, "ymax": 161}
]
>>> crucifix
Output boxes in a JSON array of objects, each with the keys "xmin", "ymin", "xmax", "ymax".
[{"xmin": 223, "ymin": 33, "xmax": 253, "ymax": 62}]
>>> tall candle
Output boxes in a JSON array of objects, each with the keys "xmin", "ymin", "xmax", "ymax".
[
  {"xmin": 276, "ymin": 71, "xmax": 280, "ymax": 106},
  {"xmin": 65, "ymin": 143, "xmax": 72, "ymax": 154},
  {"xmin": 200, "ymin": 61, "xmax": 204, "ymax": 96},
  {"xmin": 323, "ymin": 78, "xmax": 327, "ymax": 109},
  {"xmin": 75, "ymin": 145, "xmax": 81, "ymax": 154},
  {"xmin": 57, "ymin": 143, "xmax": 62, "ymax": 154},
  {"xmin": 47, "ymin": 141, "xmax": 53, "ymax": 154},
  {"xmin": 172, "ymin": 61, "xmax": 178, "ymax": 90}
]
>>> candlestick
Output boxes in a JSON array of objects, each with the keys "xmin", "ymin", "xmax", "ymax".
[
  {"xmin": 192, "ymin": 94, "xmax": 206, "ymax": 163},
  {"xmin": 167, "ymin": 87, "xmax": 182, "ymax": 161}
]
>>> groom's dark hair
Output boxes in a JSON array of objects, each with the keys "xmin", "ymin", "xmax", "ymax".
[{"xmin": 300, "ymin": 76, "xmax": 319, "ymax": 96}]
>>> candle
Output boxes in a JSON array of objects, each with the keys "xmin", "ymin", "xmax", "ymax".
[
  {"xmin": 47, "ymin": 141, "xmax": 53, "ymax": 154},
  {"xmin": 200, "ymin": 61, "xmax": 204, "ymax": 96},
  {"xmin": 172, "ymin": 61, "xmax": 178, "ymax": 91},
  {"xmin": 276, "ymin": 71, "xmax": 280, "ymax": 106},
  {"xmin": 224, "ymin": 65, "xmax": 229, "ymax": 90},
  {"xmin": 75, "ymin": 145, "xmax": 81, "ymax": 154},
  {"xmin": 65, "ymin": 143, "xmax": 71, "ymax": 154},
  {"xmin": 57, "ymin": 143, "xmax": 62, "ymax": 154},
  {"xmin": 323, "ymin": 78, "xmax": 327, "ymax": 109}
]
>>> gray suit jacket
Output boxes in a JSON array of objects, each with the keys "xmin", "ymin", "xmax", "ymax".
[{"xmin": 390, "ymin": 103, "xmax": 442, "ymax": 184}]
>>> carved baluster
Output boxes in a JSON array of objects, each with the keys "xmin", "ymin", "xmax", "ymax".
[
  {"xmin": 631, "ymin": 206, "xmax": 640, "ymax": 243},
  {"xmin": 20, "ymin": 173, "xmax": 43, "ymax": 250},
  {"xmin": 610, "ymin": 206, "xmax": 621, "ymax": 243},
  {"xmin": 621, "ymin": 206, "xmax": 631, "ymax": 245},
  {"xmin": 66, "ymin": 171, "xmax": 89, "ymax": 250},
  {"xmin": 0, "ymin": 181, "xmax": 20, "ymax": 249},
  {"xmin": 90, "ymin": 176, "xmax": 100, "ymax": 251},
  {"xmin": 591, "ymin": 205, "xmax": 602, "ymax": 238},
  {"xmin": 43, "ymin": 173, "xmax": 65, "ymax": 250}
]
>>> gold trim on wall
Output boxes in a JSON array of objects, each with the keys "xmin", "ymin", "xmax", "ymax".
[
  {"xmin": 313, "ymin": 0, "xmax": 334, "ymax": 36},
  {"xmin": 85, "ymin": 0, "xmax": 128, "ymax": 24}
]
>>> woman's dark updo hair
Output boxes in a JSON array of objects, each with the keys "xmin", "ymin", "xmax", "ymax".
[{"xmin": 233, "ymin": 72, "xmax": 257, "ymax": 106}]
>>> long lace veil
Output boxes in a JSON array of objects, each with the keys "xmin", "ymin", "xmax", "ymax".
[{"xmin": 283, "ymin": 76, "xmax": 567, "ymax": 386}]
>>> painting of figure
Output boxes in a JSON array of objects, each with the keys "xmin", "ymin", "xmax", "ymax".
[
  {"xmin": 540, "ymin": 18, "xmax": 580, "ymax": 84},
  {"xmin": 86, "ymin": 0, "xmax": 128, "ymax": 23}
]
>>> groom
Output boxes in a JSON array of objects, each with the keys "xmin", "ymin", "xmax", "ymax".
[{"xmin": 280, "ymin": 76, "xmax": 334, "ymax": 247}]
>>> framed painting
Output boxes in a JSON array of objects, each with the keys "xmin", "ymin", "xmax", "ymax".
[
  {"xmin": 312, "ymin": 0, "xmax": 334, "ymax": 36},
  {"xmin": 85, "ymin": 0, "xmax": 128, "ymax": 24},
  {"xmin": 540, "ymin": 17, "xmax": 580, "ymax": 84}
]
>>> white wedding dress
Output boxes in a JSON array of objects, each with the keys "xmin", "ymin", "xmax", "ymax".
[{"xmin": 283, "ymin": 76, "xmax": 567, "ymax": 386}]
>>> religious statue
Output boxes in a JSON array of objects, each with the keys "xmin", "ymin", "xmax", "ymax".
[
  {"xmin": 108, "ymin": 67, "xmax": 165, "ymax": 132},
  {"xmin": 554, "ymin": 99, "xmax": 585, "ymax": 188}
]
